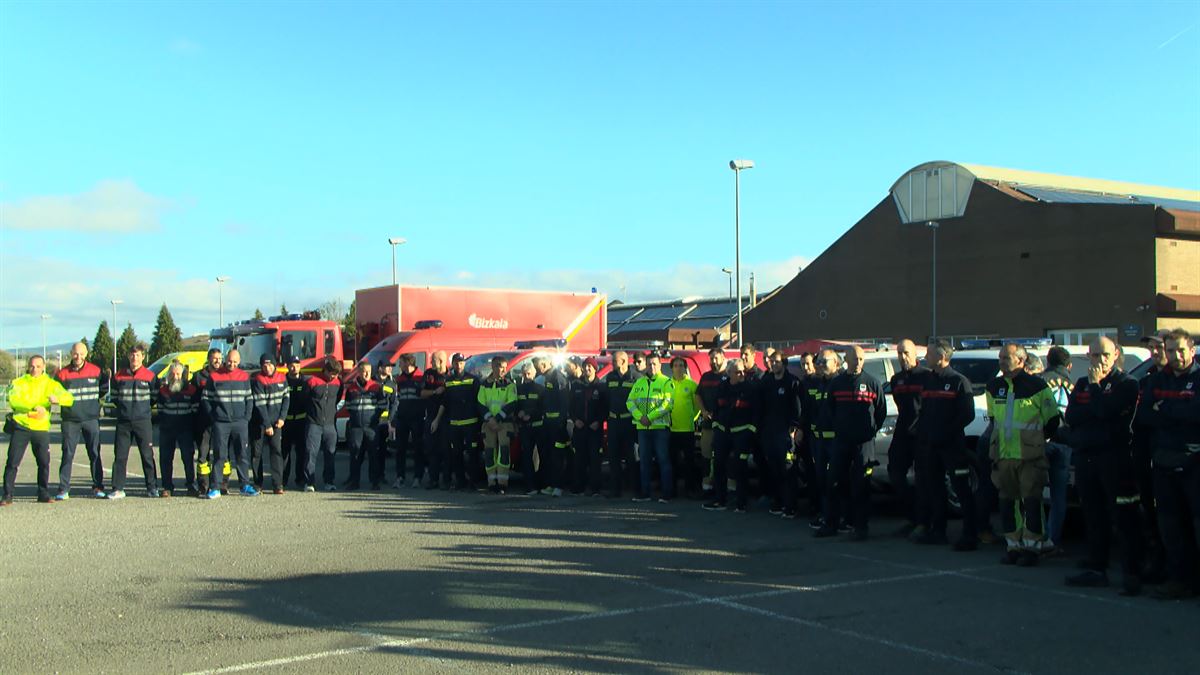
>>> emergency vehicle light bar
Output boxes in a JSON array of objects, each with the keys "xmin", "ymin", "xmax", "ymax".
[{"xmin": 958, "ymin": 337, "xmax": 1053, "ymax": 349}]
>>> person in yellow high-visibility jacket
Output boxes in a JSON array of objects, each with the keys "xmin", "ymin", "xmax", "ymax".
[
  {"xmin": 3, "ymin": 355, "xmax": 74, "ymax": 505},
  {"xmin": 627, "ymin": 353, "xmax": 674, "ymax": 502}
]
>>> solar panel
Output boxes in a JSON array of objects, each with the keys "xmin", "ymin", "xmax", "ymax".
[
  {"xmin": 1016, "ymin": 186, "xmax": 1199, "ymax": 212},
  {"xmin": 612, "ymin": 320, "xmax": 675, "ymax": 332},
  {"xmin": 607, "ymin": 307, "xmax": 642, "ymax": 322},
  {"xmin": 671, "ymin": 318, "xmax": 728, "ymax": 330},
  {"xmin": 632, "ymin": 305, "xmax": 691, "ymax": 322}
]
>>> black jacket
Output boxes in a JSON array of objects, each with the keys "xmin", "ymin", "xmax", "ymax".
[
  {"xmin": 915, "ymin": 366, "xmax": 975, "ymax": 447},
  {"xmin": 758, "ymin": 371, "xmax": 803, "ymax": 432},
  {"xmin": 443, "ymin": 369, "xmax": 480, "ymax": 423},
  {"xmin": 604, "ymin": 368, "xmax": 638, "ymax": 424},
  {"xmin": 515, "ymin": 379, "xmax": 546, "ymax": 426},
  {"xmin": 1136, "ymin": 362, "xmax": 1200, "ymax": 468},
  {"xmin": 305, "ymin": 374, "xmax": 343, "ymax": 427},
  {"xmin": 572, "ymin": 376, "xmax": 607, "ymax": 428},
  {"xmin": 829, "ymin": 370, "xmax": 887, "ymax": 445},
  {"xmin": 890, "ymin": 366, "xmax": 928, "ymax": 436},
  {"xmin": 1064, "ymin": 369, "xmax": 1138, "ymax": 452}
]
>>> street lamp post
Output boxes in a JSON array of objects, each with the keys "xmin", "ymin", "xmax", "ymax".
[
  {"xmin": 216, "ymin": 276, "xmax": 230, "ymax": 327},
  {"xmin": 388, "ymin": 236, "xmax": 408, "ymax": 285},
  {"xmin": 926, "ymin": 220, "xmax": 939, "ymax": 340},
  {"xmin": 729, "ymin": 159, "xmax": 754, "ymax": 347},
  {"xmin": 721, "ymin": 268, "xmax": 733, "ymax": 300},
  {"xmin": 110, "ymin": 299, "xmax": 123, "ymax": 381},
  {"xmin": 40, "ymin": 314, "xmax": 51, "ymax": 359}
]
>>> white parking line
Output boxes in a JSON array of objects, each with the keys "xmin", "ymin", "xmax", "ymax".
[
  {"xmin": 182, "ymin": 568, "xmax": 987, "ymax": 675},
  {"xmin": 830, "ymin": 551, "xmax": 1147, "ymax": 610},
  {"xmin": 73, "ymin": 462, "xmax": 143, "ymax": 479}
]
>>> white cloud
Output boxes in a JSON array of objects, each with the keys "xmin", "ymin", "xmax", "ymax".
[
  {"xmin": 0, "ymin": 254, "xmax": 809, "ymax": 350},
  {"xmin": 0, "ymin": 180, "xmax": 173, "ymax": 233}
]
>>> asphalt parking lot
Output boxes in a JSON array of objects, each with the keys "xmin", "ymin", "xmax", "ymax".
[{"xmin": 2, "ymin": 430, "xmax": 1198, "ymax": 674}]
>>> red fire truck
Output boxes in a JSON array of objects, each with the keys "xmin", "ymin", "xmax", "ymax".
[{"xmin": 208, "ymin": 311, "xmax": 346, "ymax": 373}]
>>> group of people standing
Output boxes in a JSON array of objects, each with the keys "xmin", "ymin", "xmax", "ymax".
[{"xmin": 3, "ymin": 329, "xmax": 1198, "ymax": 600}]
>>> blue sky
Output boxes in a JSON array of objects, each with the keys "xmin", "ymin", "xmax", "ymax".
[{"xmin": 2, "ymin": 0, "xmax": 1197, "ymax": 350}]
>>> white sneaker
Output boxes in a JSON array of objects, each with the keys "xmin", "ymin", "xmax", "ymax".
[
  {"xmin": 552, "ymin": 488, "xmax": 563, "ymax": 497},
  {"xmin": 107, "ymin": 490, "xmax": 127, "ymax": 500}
]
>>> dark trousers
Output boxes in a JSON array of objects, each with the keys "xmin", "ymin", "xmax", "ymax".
[
  {"xmin": 575, "ymin": 426, "xmax": 604, "ymax": 494},
  {"xmin": 346, "ymin": 424, "xmax": 379, "ymax": 488},
  {"xmin": 826, "ymin": 440, "xmax": 871, "ymax": 531},
  {"xmin": 194, "ymin": 419, "xmax": 216, "ymax": 489},
  {"xmin": 59, "ymin": 418, "xmax": 103, "ymax": 491},
  {"xmin": 974, "ymin": 427, "xmax": 998, "ymax": 534},
  {"xmin": 917, "ymin": 440, "xmax": 977, "ymax": 542},
  {"xmin": 810, "ymin": 436, "xmax": 834, "ymax": 518},
  {"xmin": 447, "ymin": 422, "xmax": 475, "ymax": 487},
  {"xmin": 211, "ymin": 420, "xmax": 250, "ymax": 488},
  {"xmin": 392, "ymin": 416, "xmax": 423, "ymax": 481},
  {"xmin": 158, "ymin": 418, "xmax": 196, "ymax": 492},
  {"xmin": 727, "ymin": 429, "xmax": 755, "ymax": 508},
  {"xmin": 607, "ymin": 420, "xmax": 636, "ymax": 497},
  {"xmin": 518, "ymin": 423, "xmax": 541, "ymax": 491},
  {"xmin": 712, "ymin": 428, "xmax": 733, "ymax": 505},
  {"xmin": 537, "ymin": 422, "xmax": 570, "ymax": 490},
  {"xmin": 669, "ymin": 430, "xmax": 700, "ymax": 497},
  {"xmin": 4, "ymin": 426, "xmax": 51, "ymax": 500},
  {"xmin": 251, "ymin": 424, "xmax": 285, "ymax": 490},
  {"xmin": 887, "ymin": 430, "xmax": 919, "ymax": 525},
  {"xmin": 281, "ymin": 420, "xmax": 306, "ymax": 486},
  {"xmin": 638, "ymin": 427, "xmax": 673, "ymax": 500},
  {"xmin": 1132, "ymin": 430, "xmax": 1165, "ymax": 569},
  {"xmin": 1077, "ymin": 448, "xmax": 1144, "ymax": 576},
  {"xmin": 1153, "ymin": 461, "xmax": 1200, "ymax": 586},
  {"xmin": 760, "ymin": 427, "xmax": 793, "ymax": 508},
  {"xmin": 797, "ymin": 435, "xmax": 818, "ymax": 514},
  {"xmin": 424, "ymin": 419, "xmax": 449, "ymax": 485},
  {"xmin": 304, "ymin": 422, "xmax": 338, "ymax": 487},
  {"xmin": 113, "ymin": 418, "xmax": 157, "ymax": 492}
]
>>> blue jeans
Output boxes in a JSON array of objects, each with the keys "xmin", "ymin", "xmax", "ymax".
[
  {"xmin": 638, "ymin": 428, "xmax": 673, "ymax": 499},
  {"xmin": 1045, "ymin": 441, "xmax": 1072, "ymax": 545}
]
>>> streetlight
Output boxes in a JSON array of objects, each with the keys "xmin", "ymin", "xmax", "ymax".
[
  {"xmin": 387, "ymin": 237, "xmax": 407, "ymax": 286},
  {"xmin": 926, "ymin": 221, "xmax": 939, "ymax": 340},
  {"xmin": 40, "ymin": 314, "xmax": 51, "ymax": 359},
  {"xmin": 216, "ymin": 276, "xmax": 230, "ymax": 327},
  {"xmin": 110, "ymin": 299, "xmax": 123, "ymax": 380},
  {"xmin": 729, "ymin": 159, "xmax": 754, "ymax": 347},
  {"xmin": 720, "ymin": 268, "xmax": 733, "ymax": 300}
]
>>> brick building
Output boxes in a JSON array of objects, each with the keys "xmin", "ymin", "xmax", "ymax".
[{"xmin": 744, "ymin": 161, "xmax": 1200, "ymax": 346}]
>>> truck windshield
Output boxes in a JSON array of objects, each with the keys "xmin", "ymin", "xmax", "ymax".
[
  {"xmin": 281, "ymin": 330, "xmax": 317, "ymax": 363},
  {"xmin": 464, "ymin": 351, "xmax": 520, "ymax": 379}
]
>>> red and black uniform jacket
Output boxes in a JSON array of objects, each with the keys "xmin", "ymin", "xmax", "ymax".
[
  {"xmin": 202, "ymin": 368, "xmax": 253, "ymax": 423},
  {"xmin": 305, "ymin": 374, "xmax": 343, "ymax": 427},
  {"xmin": 890, "ymin": 365, "xmax": 929, "ymax": 437},
  {"xmin": 157, "ymin": 383, "xmax": 200, "ymax": 428},
  {"xmin": 696, "ymin": 369, "xmax": 727, "ymax": 429},
  {"xmin": 391, "ymin": 370, "xmax": 424, "ymax": 422},
  {"xmin": 57, "ymin": 361, "xmax": 102, "ymax": 422},
  {"xmin": 829, "ymin": 370, "xmax": 887, "ymax": 445},
  {"xmin": 571, "ymin": 376, "xmax": 607, "ymax": 428},
  {"xmin": 1065, "ymin": 370, "xmax": 1138, "ymax": 452},
  {"xmin": 343, "ymin": 377, "xmax": 386, "ymax": 429},
  {"xmin": 728, "ymin": 380, "xmax": 759, "ymax": 447},
  {"xmin": 915, "ymin": 366, "xmax": 975, "ymax": 448},
  {"xmin": 251, "ymin": 371, "xmax": 291, "ymax": 429},
  {"xmin": 112, "ymin": 366, "xmax": 158, "ymax": 422},
  {"xmin": 1136, "ymin": 362, "xmax": 1200, "ymax": 468}
]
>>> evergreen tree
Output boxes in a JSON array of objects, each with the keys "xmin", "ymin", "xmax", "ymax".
[
  {"xmin": 91, "ymin": 321, "xmax": 115, "ymax": 374},
  {"xmin": 0, "ymin": 350, "xmax": 15, "ymax": 381},
  {"xmin": 342, "ymin": 299, "xmax": 357, "ymax": 341},
  {"xmin": 280, "ymin": 303, "xmax": 288, "ymax": 315},
  {"xmin": 253, "ymin": 308, "xmax": 265, "ymax": 321},
  {"xmin": 149, "ymin": 303, "xmax": 183, "ymax": 362},
  {"xmin": 80, "ymin": 337, "xmax": 89, "ymax": 350},
  {"xmin": 116, "ymin": 323, "xmax": 139, "ymax": 366}
]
